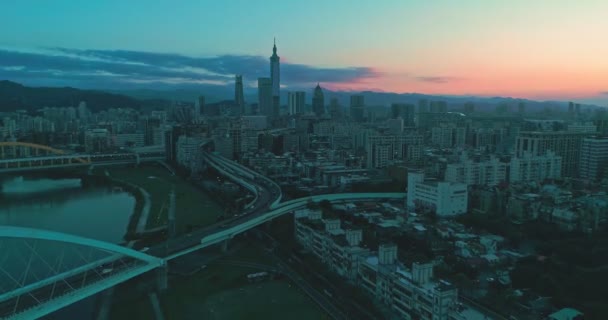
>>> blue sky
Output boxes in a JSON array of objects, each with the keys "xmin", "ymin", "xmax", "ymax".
[{"xmin": 1, "ymin": 0, "xmax": 608, "ymax": 104}]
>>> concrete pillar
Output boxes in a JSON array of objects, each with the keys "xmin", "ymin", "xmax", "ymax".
[
  {"xmin": 221, "ymin": 239, "xmax": 229, "ymax": 252},
  {"xmin": 147, "ymin": 292, "xmax": 166, "ymax": 320},
  {"xmin": 168, "ymin": 188, "xmax": 176, "ymax": 238},
  {"xmin": 94, "ymin": 288, "xmax": 115, "ymax": 320},
  {"xmin": 156, "ymin": 263, "xmax": 168, "ymax": 292}
]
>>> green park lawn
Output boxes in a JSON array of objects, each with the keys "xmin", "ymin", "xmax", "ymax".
[
  {"xmin": 100, "ymin": 164, "xmax": 224, "ymax": 233},
  {"xmin": 110, "ymin": 243, "xmax": 326, "ymax": 320}
]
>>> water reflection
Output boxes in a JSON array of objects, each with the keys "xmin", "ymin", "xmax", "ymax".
[
  {"xmin": 0, "ymin": 176, "xmax": 135, "ymax": 243},
  {"xmin": 0, "ymin": 175, "xmax": 137, "ymax": 320}
]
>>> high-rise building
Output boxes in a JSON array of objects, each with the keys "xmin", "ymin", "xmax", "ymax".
[
  {"xmin": 515, "ymin": 131, "xmax": 589, "ymax": 177},
  {"xmin": 235, "ymin": 75, "xmax": 245, "ymax": 114},
  {"xmin": 390, "ymin": 103, "xmax": 415, "ymax": 126},
  {"xmin": 593, "ymin": 109, "xmax": 608, "ymax": 136},
  {"xmin": 418, "ymin": 99, "xmax": 429, "ymax": 113},
  {"xmin": 198, "ymin": 96, "xmax": 205, "ymax": 116},
  {"xmin": 350, "ymin": 95, "xmax": 365, "ymax": 122},
  {"xmin": 312, "ymin": 84, "xmax": 325, "ymax": 117},
  {"xmin": 270, "ymin": 38, "xmax": 280, "ymax": 107},
  {"xmin": 329, "ymin": 98, "xmax": 341, "ymax": 119},
  {"xmin": 580, "ymin": 137, "xmax": 608, "ymax": 181},
  {"xmin": 287, "ymin": 91, "xmax": 305, "ymax": 115},
  {"xmin": 257, "ymin": 78, "xmax": 273, "ymax": 117}
]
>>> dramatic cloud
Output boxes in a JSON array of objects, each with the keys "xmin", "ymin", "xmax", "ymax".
[
  {"xmin": 0, "ymin": 47, "xmax": 378, "ymax": 90},
  {"xmin": 415, "ymin": 76, "xmax": 461, "ymax": 84}
]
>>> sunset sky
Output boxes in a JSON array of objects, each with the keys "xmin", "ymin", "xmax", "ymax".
[{"xmin": 1, "ymin": 0, "xmax": 607, "ymax": 104}]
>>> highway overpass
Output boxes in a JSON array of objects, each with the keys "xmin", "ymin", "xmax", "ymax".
[{"xmin": 0, "ymin": 153, "xmax": 165, "ymax": 173}]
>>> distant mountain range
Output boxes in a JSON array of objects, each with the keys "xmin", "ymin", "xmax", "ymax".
[
  {"xmin": 112, "ymin": 86, "xmax": 603, "ymax": 114},
  {"xmin": 0, "ymin": 80, "xmax": 144, "ymax": 112},
  {"xmin": 0, "ymin": 80, "xmax": 604, "ymax": 114}
]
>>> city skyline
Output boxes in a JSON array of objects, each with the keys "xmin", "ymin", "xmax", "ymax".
[{"xmin": 1, "ymin": 0, "xmax": 608, "ymax": 105}]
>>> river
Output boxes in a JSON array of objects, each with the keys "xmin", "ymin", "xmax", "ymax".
[
  {"xmin": 0, "ymin": 176, "xmax": 135, "ymax": 243},
  {"xmin": 0, "ymin": 175, "xmax": 136, "ymax": 319}
]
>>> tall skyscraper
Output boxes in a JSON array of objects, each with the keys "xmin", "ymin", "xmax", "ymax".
[
  {"xmin": 235, "ymin": 75, "xmax": 245, "ymax": 114},
  {"xmin": 198, "ymin": 96, "xmax": 205, "ymax": 116},
  {"xmin": 350, "ymin": 95, "xmax": 365, "ymax": 122},
  {"xmin": 258, "ymin": 78, "xmax": 273, "ymax": 117},
  {"xmin": 287, "ymin": 91, "xmax": 305, "ymax": 115},
  {"xmin": 312, "ymin": 84, "xmax": 325, "ymax": 117},
  {"xmin": 329, "ymin": 97, "xmax": 342, "ymax": 119},
  {"xmin": 270, "ymin": 38, "xmax": 280, "ymax": 101}
]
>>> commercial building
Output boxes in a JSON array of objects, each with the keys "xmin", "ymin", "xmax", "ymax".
[
  {"xmin": 312, "ymin": 84, "xmax": 325, "ymax": 117},
  {"xmin": 235, "ymin": 75, "xmax": 245, "ymax": 114},
  {"xmin": 270, "ymin": 40, "xmax": 281, "ymax": 108},
  {"xmin": 350, "ymin": 95, "xmax": 365, "ymax": 122},
  {"xmin": 579, "ymin": 137, "xmax": 608, "ymax": 181},
  {"xmin": 329, "ymin": 98, "xmax": 342, "ymax": 119},
  {"xmin": 257, "ymin": 77, "xmax": 273, "ymax": 118},
  {"xmin": 287, "ymin": 91, "xmax": 306, "ymax": 115},
  {"xmin": 407, "ymin": 172, "xmax": 468, "ymax": 216}
]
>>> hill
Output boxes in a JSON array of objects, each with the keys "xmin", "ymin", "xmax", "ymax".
[{"xmin": 0, "ymin": 80, "xmax": 143, "ymax": 112}]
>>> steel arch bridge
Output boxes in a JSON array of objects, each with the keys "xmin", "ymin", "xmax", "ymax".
[
  {"xmin": 0, "ymin": 142, "xmax": 89, "ymax": 164},
  {"xmin": 0, "ymin": 226, "xmax": 164, "ymax": 320}
]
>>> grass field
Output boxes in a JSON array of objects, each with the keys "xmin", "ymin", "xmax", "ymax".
[
  {"xmin": 100, "ymin": 164, "xmax": 224, "ymax": 233},
  {"xmin": 196, "ymin": 281, "xmax": 328, "ymax": 320},
  {"xmin": 110, "ymin": 242, "xmax": 326, "ymax": 320}
]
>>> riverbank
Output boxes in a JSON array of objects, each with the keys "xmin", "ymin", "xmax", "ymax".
[
  {"xmin": 90, "ymin": 164, "xmax": 224, "ymax": 237},
  {"xmin": 81, "ymin": 173, "xmax": 149, "ymax": 240}
]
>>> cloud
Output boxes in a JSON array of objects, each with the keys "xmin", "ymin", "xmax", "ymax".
[
  {"xmin": 0, "ymin": 47, "xmax": 378, "ymax": 90},
  {"xmin": 415, "ymin": 76, "xmax": 461, "ymax": 84},
  {"xmin": 601, "ymin": 91, "xmax": 608, "ymax": 95}
]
